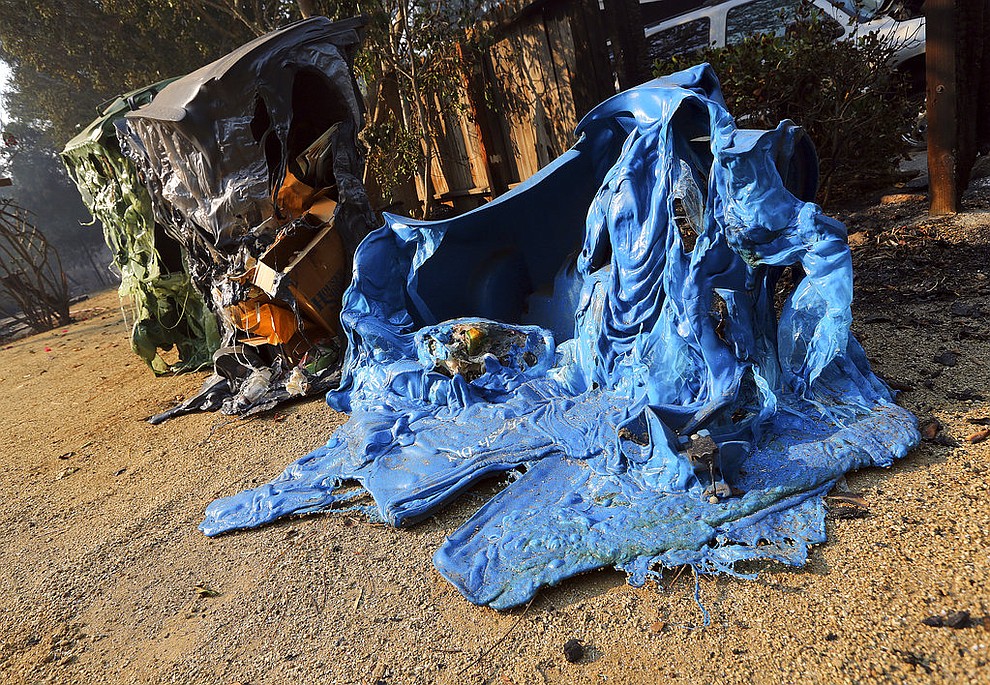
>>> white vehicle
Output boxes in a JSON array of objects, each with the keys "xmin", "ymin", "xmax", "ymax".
[{"xmin": 642, "ymin": 0, "xmax": 925, "ymax": 77}]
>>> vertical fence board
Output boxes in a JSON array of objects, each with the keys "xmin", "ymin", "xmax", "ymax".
[
  {"xmin": 544, "ymin": 6, "xmax": 580, "ymax": 149},
  {"xmin": 426, "ymin": 0, "xmax": 617, "ymax": 207},
  {"xmin": 492, "ymin": 32, "xmax": 542, "ymax": 180}
]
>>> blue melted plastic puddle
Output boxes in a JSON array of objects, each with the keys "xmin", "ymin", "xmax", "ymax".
[{"xmin": 201, "ymin": 65, "xmax": 919, "ymax": 612}]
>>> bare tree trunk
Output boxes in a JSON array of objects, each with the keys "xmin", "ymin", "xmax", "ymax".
[
  {"xmin": 84, "ymin": 247, "xmax": 111, "ymax": 287},
  {"xmin": 398, "ymin": 0, "xmax": 435, "ymax": 218},
  {"xmin": 297, "ymin": 0, "xmax": 318, "ymax": 18},
  {"xmin": 926, "ymin": 0, "xmax": 959, "ymax": 215}
]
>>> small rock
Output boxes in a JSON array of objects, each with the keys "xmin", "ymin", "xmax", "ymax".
[
  {"xmin": 919, "ymin": 418, "xmax": 941, "ymax": 440},
  {"xmin": 966, "ymin": 428, "xmax": 990, "ymax": 445},
  {"xmin": 922, "ymin": 610, "xmax": 975, "ymax": 629},
  {"xmin": 884, "ymin": 377, "xmax": 914, "ymax": 392},
  {"xmin": 193, "ymin": 584, "xmax": 220, "ymax": 598},
  {"xmin": 950, "ymin": 301, "xmax": 984, "ymax": 318},
  {"xmin": 897, "ymin": 649, "xmax": 933, "ymax": 674},
  {"xmin": 945, "ymin": 612, "xmax": 972, "ymax": 628},
  {"xmin": 562, "ymin": 638, "xmax": 584, "ymax": 663},
  {"xmin": 829, "ymin": 506, "xmax": 871, "ymax": 520},
  {"xmin": 934, "ymin": 350, "xmax": 959, "ymax": 367},
  {"xmin": 846, "ymin": 232, "xmax": 868, "ymax": 248},
  {"xmin": 55, "ymin": 467, "xmax": 79, "ymax": 481},
  {"xmin": 933, "ymin": 434, "xmax": 959, "ymax": 447},
  {"xmin": 947, "ymin": 389, "xmax": 985, "ymax": 401}
]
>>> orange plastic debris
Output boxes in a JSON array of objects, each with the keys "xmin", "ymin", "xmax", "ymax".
[{"xmin": 228, "ymin": 300, "xmax": 298, "ymax": 346}]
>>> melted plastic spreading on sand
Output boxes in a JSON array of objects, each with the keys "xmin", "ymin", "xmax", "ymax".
[{"xmin": 201, "ymin": 65, "xmax": 919, "ymax": 610}]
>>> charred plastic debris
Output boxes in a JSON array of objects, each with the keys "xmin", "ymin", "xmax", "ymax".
[
  {"xmin": 63, "ymin": 17, "xmax": 376, "ymax": 421},
  {"xmin": 61, "ymin": 80, "xmax": 220, "ymax": 375}
]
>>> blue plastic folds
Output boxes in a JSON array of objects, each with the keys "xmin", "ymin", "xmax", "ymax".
[{"xmin": 201, "ymin": 65, "xmax": 919, "ymax": 610}]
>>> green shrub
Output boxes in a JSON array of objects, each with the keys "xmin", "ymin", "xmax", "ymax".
[
  {"xmin": 362, "ymin": 111, "xmax": 422, "ymax": 206},
  {"xmin": 654, "ymin": 3, "xmax": 914, "ymax": 206}
]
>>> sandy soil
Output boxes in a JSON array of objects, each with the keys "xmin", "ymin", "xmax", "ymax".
[{"xmin": 1, "ymin": 191, "xmax": 989, "ymax": 685}]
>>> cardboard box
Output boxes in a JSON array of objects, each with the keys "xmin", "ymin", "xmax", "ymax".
[{"xmin": 254, "ymin": 218, "xmax": 346, "ymax": 338}]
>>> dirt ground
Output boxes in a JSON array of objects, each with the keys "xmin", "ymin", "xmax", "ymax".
[{"xmin": 2, "ymin": 183, "xmax": 990, "ymax": 685}]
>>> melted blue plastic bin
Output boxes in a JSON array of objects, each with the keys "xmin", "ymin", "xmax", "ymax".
[{"xmin": 201, "ymin": 65, "xmax": 918, "ymax": 610}]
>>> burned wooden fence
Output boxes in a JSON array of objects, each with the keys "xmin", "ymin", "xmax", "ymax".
[{"xmin": 415, "ymin": 0, "xmax": 619, "ymax": 214}]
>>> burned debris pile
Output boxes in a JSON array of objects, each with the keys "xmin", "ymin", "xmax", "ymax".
[
  {"xmin": 63, "ymin": 18, "xmax": 376, "ymax": 420},
  {"xmin": 63, "ymin": 17, "xmax": 920, "ymax": 611}
]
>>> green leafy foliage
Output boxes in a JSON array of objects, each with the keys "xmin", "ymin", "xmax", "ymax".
[
  {"xmin": 62, "ymin": 104, "xmax": 221, "ymax": 374},
  {"xmin": 654, "ymin": 3, "xmax": 914, "ymax": 204},
  {"xmin": 329, "ymin": 0, "xmax": 491, "ymax": 215},
  {"xmin": 360, "ymin": 110, "xmax": 421, "ymax": 206},
  {"xmin": 0, "ymin": 1, "xmax": 264, "ymax": 144}
]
